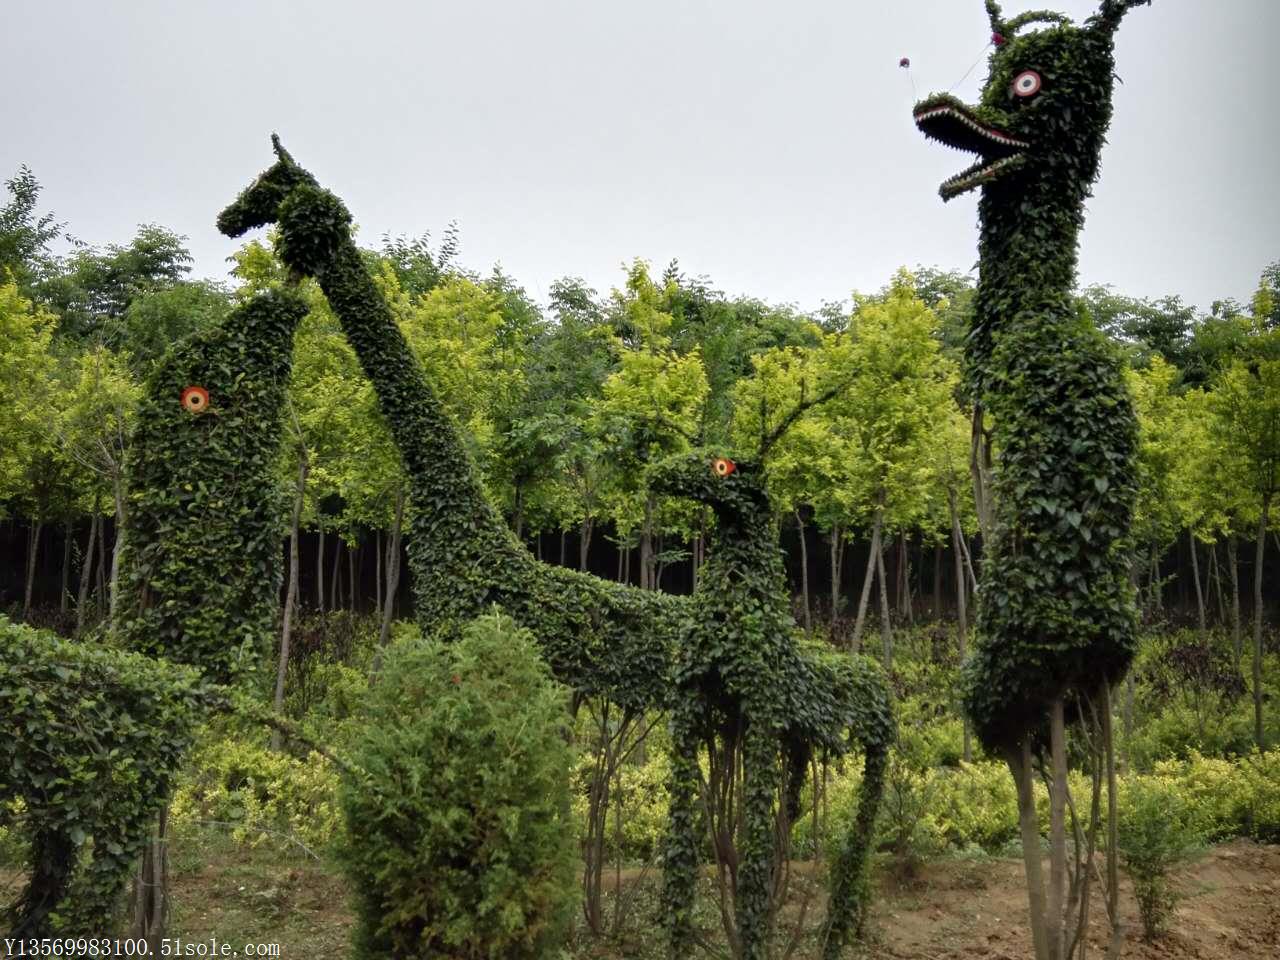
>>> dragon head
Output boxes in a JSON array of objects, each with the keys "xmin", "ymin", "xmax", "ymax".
[
  {"xmin": 216, "ymin": 134, "xmax": 318, "ymax": 236},
  {"xmin": 913, "ymin": 0, "xmax": 1150, "ymax": 202}
]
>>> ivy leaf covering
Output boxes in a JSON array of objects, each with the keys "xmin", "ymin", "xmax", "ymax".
[
  {"xmin": 914, "ymin": 2, "xmax": 1145, "ymax": 750},
  {"xmin": 0, "ymin": 617, "xmax": 203, "ymax": 934},
  {"xmin": 115, "ymin": 287, "xmax": 309, "ymax": 684}
]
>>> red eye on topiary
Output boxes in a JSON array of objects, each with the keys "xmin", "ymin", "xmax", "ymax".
[
  {"xmin": 1012, "ymin": 70, "xmax": 1042, "ymax": 98},
  {"xmin": 712, "ymin": 458, "xmax": 736, "ymax": 477},
  {"xmin": 181, "ymin": 386, "xmax": 209, "ymax": 413}
]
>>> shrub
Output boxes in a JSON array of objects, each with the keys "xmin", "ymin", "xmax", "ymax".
[
  {"xmin": 1116, "ymin": 776, "xmax": 1207, "ymax": 940},
  {"xmin": 338, "ymin": 610, "xmax": 578, "ymax": 959},
  {"xmin": 169, "ymin": 734, "xmax": 342, "ymax": 853}
]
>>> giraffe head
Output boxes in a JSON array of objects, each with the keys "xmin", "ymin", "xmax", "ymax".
[
  {"xmin": 216, "ymin": 134, "xmax": 318, "ymax": 237},
  {"xmin": 913, "ymin": 0, "xmax": 1149, "ymax": 202}
]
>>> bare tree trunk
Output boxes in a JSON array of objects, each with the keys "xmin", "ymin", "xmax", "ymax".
[
  {"xmin": 1208, "ymin": 540, "xmax": 1226, "ymax": 626},
  {"xmin": 850, "ymin": 513, "xmax": 882, "ymax": 652},
  {"xmin": 970, "ymin": 405, "xmax": 994, "ymax": 543},
  {"xmin": 829, "ymin": 527, "xmax": 839, "ymax": 616},
  {"xmin": 1228, "ymin": 535, "xmax": 1242, "ymax": 664},
  {"xmin": 349, "ymin": 537, "xmax": 357, "ymax": 612},
  {"xmin": 1189, "ymin": 529, "xmax": 1206, "ymax": 641},
  {"xmin": 96, "ymin": 512, "xmax": 107, "ymax": 618},
  {"xmin": 272, "ymin": 450, "xmax": 308, "ymax": 751},
  {"xmin": 374, "ymin": 529, "xmax": 382, "ymax": 612},
  {"xmin": 329, "ymin": 534, "xmax": 341, "ymax": 612},
  {"xmin": 1047, "ymin": 698, "xmax": 1068, "ymax": 960},
  {"xmin": 59, "ymin": 520, "xmax": 72, "ymax": 615},
  {"xmin": 317, "ymin": 527, "xmax": 325, "ymax": 614},
  {"xmin": 23, "ymin": 519, "xmax": 43, "ymax": 618},
  {"xmin": 378, "ymin": 487, "xmax": 406, "ymax": 652},
  {"xmin": 108, "ymin": 472, "xmax": 126, "ymax": 629},
  {"xmin": 876, "ymin": 532, "xmax": 893, "ymax": 669},
  {"xmin": 1253, "ymin": 500, "xmax": 1270, "ymax": 749},
  {"xmin": 1102, "ymin": 682, "xmax": 1124, "ymax": 957},
  {"xmin": 933, "ymin": 541, "xmax": 943, "ymax": 619},
  {"xmin": 640, "ymin": 495, "xmax": 655, "ymax": 590},
  {"xmin": 130, "ymin": 804, "xmax": 169, "ymax": 949},
  {"xmin": 580, "ymin": 516, "xmax": 593, "ymax": 572},
  {"xmin": 796, "ymin": 510, "xmax": 812, "ymax": 633},
  {"xmin": 950, "ymin": 490, "xmax": 971, "ymax": 761},
  {"xmin": 1009, "ymin": 738, "xmax": 1051, "ymax": 960},
  {"xmin": 76, "ymin": 511, "xmax": 99, "ymax": 637}
]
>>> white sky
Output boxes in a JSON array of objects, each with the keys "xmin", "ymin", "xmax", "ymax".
[{"xmin": 6, "ymin": 0, "xmax": 1277, "ymax": 314}]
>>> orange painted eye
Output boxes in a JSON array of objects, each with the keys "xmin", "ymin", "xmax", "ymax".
[
  {"xmin": 181, "ymin": 386, "xmax": 209, "ymax": 413},
  {"xmin": 712, "ymin": 457, "xmax": 736, "ymax": 477}
]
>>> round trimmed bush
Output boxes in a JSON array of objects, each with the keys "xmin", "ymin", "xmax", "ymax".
[{"xmin": 338, "ymin": 610, "xmax": 577, "ymax": 959}]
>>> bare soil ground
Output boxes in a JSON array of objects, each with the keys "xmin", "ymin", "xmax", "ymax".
[{"xmin": 3, "ymin": 840, "xmax": 1277, "ymax": 958}]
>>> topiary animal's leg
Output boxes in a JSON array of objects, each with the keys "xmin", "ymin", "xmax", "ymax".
[
  {"xmin": 661, "ymin": 702, "xmax": 700, "ymax": 959},
  {"xmin": 737, "ymin": 716, "xmax": 782, "ymax": 960},
  {"xmin": 822, "ymin": 740, "xmax": 888, "ymax": 958},
  {"xmin": 8, "ymin": 829, "xmax": 75, "ymax": 936}
]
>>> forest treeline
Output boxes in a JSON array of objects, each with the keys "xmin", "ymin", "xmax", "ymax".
[{"xmin": 2, "ymin": 164, "xmax": 1278, "ymax": 650}]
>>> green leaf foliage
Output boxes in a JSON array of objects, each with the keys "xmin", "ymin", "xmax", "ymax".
[
  {"xmin": 337, "ymin": 611, "xmax": 578, "ymax": 959},
  {"xmin": 0, "ymin": 617, "xmax": 203, "ymax": 934}
]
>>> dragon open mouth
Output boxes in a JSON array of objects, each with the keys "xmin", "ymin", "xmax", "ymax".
[{"xmin": 914, "ymin": 101, "xmax": 1029, "ymax": 200}]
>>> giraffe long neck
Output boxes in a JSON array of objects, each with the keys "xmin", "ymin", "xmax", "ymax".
[{"xmin": 312, "ymin": 241, "xmax": 517, "ymax": 559}]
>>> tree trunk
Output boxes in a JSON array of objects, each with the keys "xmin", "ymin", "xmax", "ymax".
[
  {"xmin": 23, "ymin": 519, "xmax": 43, "ymax": 619},
  {"xmin": 60, "ymin": 520, "xmax": 72, "ymax": 615},
  {"xmin": 379, "ymin": 487, "xmax": 406, "ymax": 652},
  {"xmin": 1208, "ymin": 541, "xmax": 1227, "ymax": 626},
  {"xmin": 1047, "ymin": 698, "xmax": 1068, "ymax": 960},
  {"xmin": 876, "ymin": 532, "xmax": 893, "ymax": 669},
  {"xmin": 1253, "ymin": 500, "xmax": 1270, "ymax": 750},
  {"xmin": 560, "ymin": 529, "xmax": 566, "ymax": 566},
  {"xmin": 850, "ymin": 512, "xmax": 882, "ymax": 652},
  {"xmin": 330, "ymin": 534, "xmax": 341, "ymax": 612},
  {"xmin": 830, "ymin": 523, "xmax": 844, "ymax": 617},
  {"xmin": 272, "ymin": 451, "xmax": 308, "ymax": 751},
  {"xmin": 374, "ymin": 529, "xmax": 382, "ymax": 613},
  {"xmin": 933, "ymin": 541, "xmax": 943, "ymax": 619},
  {"xmin": 76, "ymin": 511, "xmax": 99, "ymax": 637},
  {"xmin": 96, "ymin": 511, "xmax": 107, "ymax": 617},
  {"xmin": 108, "ymin": 472, "xmax": 126, "ymax": 629},
  {"xmin": 950, "ymin": 490, "xmax": 971, "ymax": 762},
  {"xmin": 1008, "ymin": 738, "xmax": 1052, "ymax": 960},
  {"xmin": 580, "ymin": 516, "xmax": 593, "ymax": 572},
  {"xmin": 349, "ymin": 538, "xmax": 357, "ymax": 612},
  {"xmin": 512, "ymin": 480, "xmax": 525, "ymax": 541},
  {"xmin": 317, "ymin": 527, "xmax": 325, "ymax": 614},
  {"xmin": 1228, "ymin": 535, "xmax": 1242, "ymax": 664},
  {"xmin": 1188, "ymin": 529, "xmax": 1206, "ymax": 641},
  {"xmin": 796, "ymin": 510, "xmax": 812, "ymax": 633},
  {"xmin": 130, "ymin": 804, "xmax": 170, "ymax": 949},
  {"xmin": 970, "ymin": 405, "xmax": 994, "ymax": 543},
  {"xmin": 640, "ymin": 495, "xmax": 655, "ymax": 590}
]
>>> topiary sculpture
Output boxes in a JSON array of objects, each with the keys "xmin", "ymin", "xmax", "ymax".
[
  {"xmin": 216, "ymin": 138, "xmax": 682, "ymax": 712},
  {"xmin": 913, "ymin": 0, "xmax": 1143, "ymax": 763},
  {"xmin": 649, "ymin": 452, "xmax": 893, "ymax": 960},
  {"xmin": 914, "ymin": 3, "xmax": 1146, "ymax": 957},
  {"xmin": 112, "ymin": 283, "xmax": 310, "ymax": 940},
  {"xmin": 0, "ymin": 618, "xmax": 203, "ymax": 936}
]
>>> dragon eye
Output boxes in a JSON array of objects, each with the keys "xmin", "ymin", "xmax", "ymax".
[
  {"xmin": 1012, "ymin": 70, "xmax": 1042, "ymax": 98},
  {"xmin": 181, "ymin": 385, "xmax": 209, "ymax": 413},
  {"xmin": 712, "ymin": 457, "xmax": 736, "ymax": 477}
]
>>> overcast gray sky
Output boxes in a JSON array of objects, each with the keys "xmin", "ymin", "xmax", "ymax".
[{"xmin": 5, "ymin": 0, "xmax": 1277, "ymax": 314}]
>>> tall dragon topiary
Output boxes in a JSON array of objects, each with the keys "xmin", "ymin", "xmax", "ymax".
[
  {"xmin": 218, "ymin": 140, "xmax": 893, "ymax": 958},
  {"xmin": 914, "ymin": 3, "xmax": 1147, "ymax": 957},
  {"xmin": 649, "ymin": 452, "xmax": 893, "ymax": 960}
]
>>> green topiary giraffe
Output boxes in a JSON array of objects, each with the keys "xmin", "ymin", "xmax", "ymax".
[
  {"xmin": 649, "ymin": 452, "xmax": 893, "ymax": 959},
  {"xmin": 217, "ymin": 137, "xmax": 681, "ymax": 712}
]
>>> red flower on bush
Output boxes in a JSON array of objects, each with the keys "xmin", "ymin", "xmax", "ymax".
[{"xmin": 992, "ymin": 32, "xmax": 1006, "ymax": 46}]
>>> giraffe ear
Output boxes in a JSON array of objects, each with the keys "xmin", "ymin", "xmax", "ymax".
[{"xmin": 271, "ymin": 133, "xmax": 296, "ymax": 165}]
